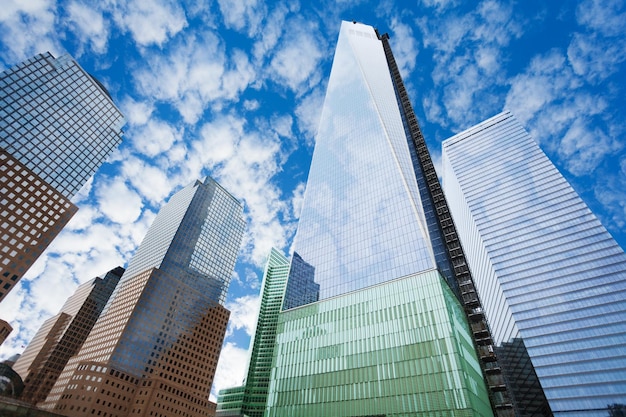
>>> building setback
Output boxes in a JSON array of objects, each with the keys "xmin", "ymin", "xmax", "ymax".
[
  {"xmin": 216, "ymin": 248, "xmax": 290, "ymax": 417},
  {"xmin": 442, "ymin": 111, "xmax": 626, "ymax": 416},
  {"xmin": 265, "ymin": 21, "xmax": 503, "ymax": 416},
  {"xmin": 40, "ymin": 178, "xmax": 246, "ymax": 417},
  {"xmin": 12, "ymin": 267, "xmax": 123, "ymax": 406},
  {"xmin": 0, "ymin": 52, "xmax": 125, "ymax": 302}
]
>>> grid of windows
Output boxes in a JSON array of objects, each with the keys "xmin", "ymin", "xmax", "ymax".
[
  {"xmin": 12, "ymin": 268, "xmax": 123, "ymax": 406},
  {"xmin": 0, "ymin": 52, "xmax": 125, "ymax": 302},
  {"xmin": 442, "ymin": 111, "xmax": 626, "ymax": 416},
  {"xmin": 267, "ymin": 270, "xmax": 493, "ymax": 417},
  {"xmin": 216, "ymin": 248, "xmax": 291, "ymax": 417},
  {"xmin": 42, "ymin": 178, "xmax": 245, "ymax": 416},
  {"xmin": 0, "ymin": 148, "xmax": 78, "ymax": 302},
  {"xmin": 0, "ymin": 52, "xmax": 125, "ymax": 198},
  {"xmin": 283, "ymin": 22, "xmax": 436, "ymax": 310}
]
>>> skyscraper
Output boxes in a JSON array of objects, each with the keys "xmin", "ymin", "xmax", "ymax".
[
  {"xmin": 41, "ymin": 177, "xmax": 245, "ymax": 417},
  {"xmin": 0, "ymin": 52, "xmax": 125, "ymax": 302},
  {"xmin": 265, "ymin": 21, "xmax": 503, "ymax": 416},
  {"xmin": 442, "ymin": 111, "xmax": 626, "ymax": 416},
  {"xmin": 12, "ymin": 267, "xmax": 123, "ymax": 405},
  {"xmin": 216, "ymin": 248, "xmax": 290, "ymax": 417}
]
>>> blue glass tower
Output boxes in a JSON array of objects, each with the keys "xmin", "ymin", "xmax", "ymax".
[{"xmin": 442, "ymin": 111, "xmax": 626, "ymax": 416}]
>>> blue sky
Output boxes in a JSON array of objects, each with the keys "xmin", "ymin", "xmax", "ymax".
[{"xmin": 1, "ymin": 0, "xmax": 625, "ymax": 401}]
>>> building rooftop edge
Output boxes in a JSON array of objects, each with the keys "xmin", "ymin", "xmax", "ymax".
[{"xmin": 442, "ymin": 110, "xmax": 514, "ymax": 148}]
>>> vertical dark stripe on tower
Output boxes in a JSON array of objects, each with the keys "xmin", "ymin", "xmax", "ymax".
[{"xmin": 377, "ymin": 31, "xmax": 516, "ymax": 416}]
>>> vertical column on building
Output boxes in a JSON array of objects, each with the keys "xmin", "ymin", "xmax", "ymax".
[{"xmin": 378, "ymin": 32, "xmax": 514, "ymax": 416}]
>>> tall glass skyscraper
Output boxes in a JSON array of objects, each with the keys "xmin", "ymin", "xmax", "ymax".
[
  {"xmin": 216, "ymin": 248, "xmax": 290, "ymax": 417},
  {"xmin": 41, "ymin": 178, "xmax": 245, "ymax": 417},
  {"xmin": 266, "ymin": 21, "xmax": 501, "ymax": 416},
  {"xmin": 0, "ymin": 52, "xmax": 125, "ymax": 302},
  {"xmin": 442, "ymin": 111, "xmax": 626, "ymax": 416}
]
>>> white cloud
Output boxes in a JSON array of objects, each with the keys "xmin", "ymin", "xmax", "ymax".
[
  {"xmin": 130, "ymin": 119, "xmax": 182, "ymax": 157},
  {"xmin": 134, "ymin": 32, "xmax": 255, "ymax": 123},
  {"xmin": 109, "ymin": 0, "xmax": 187, "ymax": 47},
  {"xmin": 419, "ymin": 0, "xmax": 459, "ymax": 12},
  {"xmin": 558, "ymin": 118, "xmax": 621, "ymax": 176},
  {"xmin": 567, "ymin": 31, "xmax": 626, "ymax": 84},
  {"xmin": 295, "ymin": 87, "xmax": 325, "ymax": 145},
  {"xmin": 0, "ymin": 0, "xmax": 60, "ymax": 63},
  {"xmin": 530, "ymin": 93, "xmax": 608, "ymax": 151},
  {"xmin": 389, "ymin": 18, "xmax": 419, "ymax": 79},
  {"xmin": 269, "ymin": 21, "xmax": 325, "ymax": 94},
  {"xmin": 121, "ymin": 97, "xmax": 154, "ymax": 126},
  {"xmin": 417, "ymin": 0, "xmax": 523, "ymax": 127},
  {"xmin": 576, "ymin": 0, "xmax": 626, "ymax": 37},
  {"xmin": 225, "ymin": 294, "xmax": 260, "ymax": 338},
  {"xmin": 271, "ymin": 114, "xmax": 293, "ymax": 139},
  {"xmin": 505, "ymin": 50, "xmax": 579, "ymax": 125},
  {"xmin": 217, "ymin": 0, "xmax": 266, "ymax": 37},
  {"xmin": 96, "ymin": 178, "xmax": 144, "ymax": 224},
  {"xmin": 475, "ymin": 45, "xmax": 500, "ymax": 75},
  {"xmin": 65, "ymin": 205, "xmax": 101, "ymax": 231},
  {"xmin": 67, "ymin": 2, "xmax": 109, "ymax": 54},
  {"xmin": 251, "ymin": 2, "xmax": 294, "ymax": 62},
  {"xmin": 291, "ymin": 182, "xmax": 306, "ymax": 220},
  {"xmin": 121, "ymin": 157, "xmax": 172, "ymax": 204},
  {"xmin": 473, "ymin": 0, "xmax": 523, "ymax": 47},
  {"xmin": 195, "ymin": 115, "xmax": 242, "ymax": 169},
  {"xmin": 243, "ymin": 99, "xmax": 260, "ymax": 111},
  {"xmin": 505, "ymin": 48, "xmax": 622, "ymax": 178},
  {"xmin": 422, "ymin": 89, "xmax": 445, "ymax": 126},
  {"xmin": 594, "ymin": 160, "xmax": 626, "ymax": 230},
  {"xmin": 211, "ymin": 342, "xmax": 249, "ymax": 402}
]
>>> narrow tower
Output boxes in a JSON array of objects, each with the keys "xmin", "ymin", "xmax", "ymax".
[{"xmin": 216, "ymin": 248, "xmax": 290, "ymax": 417}]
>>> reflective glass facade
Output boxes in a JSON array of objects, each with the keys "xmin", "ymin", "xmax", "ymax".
[
  {"xmin": 216, "ymin": 248, "xmax": 290, "ymax": 417},
  {"xmin": 0, "ymin": 52, "xmax": 125, "ymax": 198},
  {"xmin": 43, "ymin": 178, "xmax": 245, "ymax": 416},
  {"xmin": 274, "ymin": 21, "xmax": 496, "ymax": 416},
  {"xmin": 0, "ymin": 52, "xmax": 124, "ymax": 302},
  {"xmin": 268, "ymin": 270, "xmax": 492, "ymax": 417},
  {"xmin": 283, "ymin": 21, "xmax": 436, "ymax": 309},
  {"xmin": 442, "ymin": 111, "xmax": 626, "ymax": 416}
]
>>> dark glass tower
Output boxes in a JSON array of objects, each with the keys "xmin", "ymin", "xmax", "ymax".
[
  {"xmin": 0, "ymin": 52, "xmax": 125, "ymax": 302},
  {"xmin": 267, "ymin": 21, "xmax": 505, "ymax": 416},
  {"xmin": 41, "ymin": 178, "xmax": 245, "ymax": 417}
]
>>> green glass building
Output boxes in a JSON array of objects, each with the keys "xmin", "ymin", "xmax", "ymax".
[
  {"xmin": 267, "ymin": 270, "xmax": 492, "ymax": 416},
  {"xmin": 217, "ymin": 248, "xmax": 290, "ymax": 417},
  {"xmin": 265, "ymin": 21, "xmax": 497, "ymax": 416}
]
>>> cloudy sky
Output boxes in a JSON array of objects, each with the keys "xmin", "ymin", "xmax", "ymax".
[{"xmin": 1, "ymin": 0, "xmax": 625, "ymax": 402}]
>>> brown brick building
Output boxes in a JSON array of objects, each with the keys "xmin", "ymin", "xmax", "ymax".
[{"xmin": 12, "ymin": 267, "xmax": 123, "ymax": 405}]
